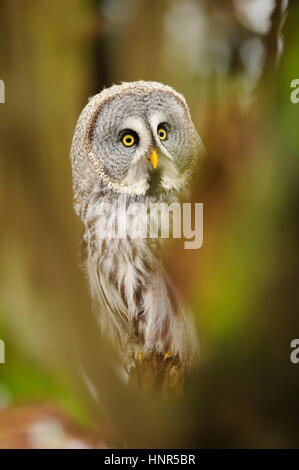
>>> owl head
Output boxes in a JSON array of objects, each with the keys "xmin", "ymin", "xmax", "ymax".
[{"xmin": 71, "ymin": 81, "xmax": 203, "ymax": 204}]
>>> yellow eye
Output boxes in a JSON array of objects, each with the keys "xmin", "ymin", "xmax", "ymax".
[
  {"xmin": 158, "ymin": 127, "xmax": 167, "ymax": 141},
  {"xmin": 122, "ymin": 134, "xmax": 135, "ymax": 147}
]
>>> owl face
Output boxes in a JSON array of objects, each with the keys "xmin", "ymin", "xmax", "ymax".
[{"xmin": 72, "ymin": 82, "xmax": 202, "ymax": 197}]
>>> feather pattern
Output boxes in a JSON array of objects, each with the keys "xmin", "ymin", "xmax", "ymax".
[{"xmin": 70, "ymin": 81, "xmax": 202, "ymax": 369}]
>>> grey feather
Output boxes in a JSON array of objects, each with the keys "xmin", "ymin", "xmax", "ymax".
[{"xmin": 70, "ymin": 81, "xmax": 202, "ymax": 368}]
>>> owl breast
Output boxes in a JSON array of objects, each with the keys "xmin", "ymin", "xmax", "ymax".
[{"xmin": 81, "ymin": 192, "xmax": 197, "ymax": 366}]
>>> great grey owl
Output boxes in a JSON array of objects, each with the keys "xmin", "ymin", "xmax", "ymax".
[{"xmin": 70, "ymin": 81, "xmax": 202, "ymax": 371}]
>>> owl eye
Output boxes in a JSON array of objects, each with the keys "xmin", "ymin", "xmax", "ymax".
[
  {"xmin": 120, "ymin": 129, "xmax": 138, "ymax": 147},
  {"xmin": 122, "ymin": 134, "xmax": 135, "ymax": 147},
  {"xmin": 157, "ymin": 125, "xmax": 167, "ymax": 141}
]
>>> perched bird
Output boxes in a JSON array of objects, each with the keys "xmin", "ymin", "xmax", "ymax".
[{"xmin": 70, "ymin": 81, "xmax": 202, "ymax": 376}]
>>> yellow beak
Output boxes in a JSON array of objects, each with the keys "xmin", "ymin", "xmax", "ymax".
[{"xmin": 149, "ymin": 148, "xmax": 158, "ymax": 169}]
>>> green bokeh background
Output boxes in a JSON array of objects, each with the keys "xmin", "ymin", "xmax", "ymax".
[{"xmin": 0, "ymin": 0, "xmax": 299, "ymax": 448}]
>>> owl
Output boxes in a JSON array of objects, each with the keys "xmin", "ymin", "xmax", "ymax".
[{"xmin": 70, "ymin": 81, "xmax": 202, "ymax": 372}]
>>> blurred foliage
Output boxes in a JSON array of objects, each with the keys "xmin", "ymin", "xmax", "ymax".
[{"xmin": 0, "ymin": 0, "xmax": 299, "ymax": 448}]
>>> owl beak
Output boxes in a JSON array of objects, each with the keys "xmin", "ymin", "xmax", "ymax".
[{"xmin": 149, "ymin": 148, "xmax": 158, "ymax": 169}]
